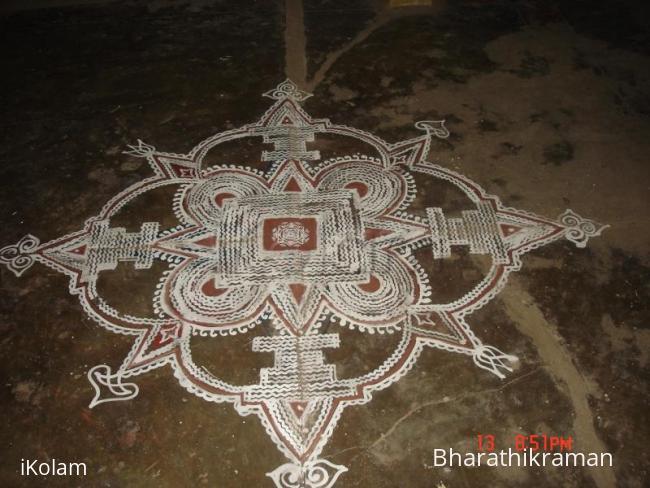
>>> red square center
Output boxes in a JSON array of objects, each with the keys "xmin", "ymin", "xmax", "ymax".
[{"xmin": 262, "ymin": 217, "xmax": 318, "ymax": 251}]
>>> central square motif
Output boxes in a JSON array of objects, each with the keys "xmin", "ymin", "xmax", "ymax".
[
  {"xmin": 262, "ymin": 217, "xmax": 318, "ymax": 251},
  {"xmin": 215, "ymin": 190, "xmax": 368, "ymax": 284}
]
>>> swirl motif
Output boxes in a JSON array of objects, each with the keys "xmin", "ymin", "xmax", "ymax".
[
  {"xmin": 266, "ymin": 460, "xmax": 348, "ymax": 488},
  {"xmin": 0, "ymin": 234, "xmax": 39, "ymax": 277},
  {"xmin": 263, "ymin": 79, "xmax": 312, "ymax": 102},
  {"xmin": 558, "ymin": 209, "xmax": 608, "ymax": 248}
]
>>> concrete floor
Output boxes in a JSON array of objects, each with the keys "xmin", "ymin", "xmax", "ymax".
[{"xmin": 0, "ymin": 0, "xmax": 649, "ymax": 487}]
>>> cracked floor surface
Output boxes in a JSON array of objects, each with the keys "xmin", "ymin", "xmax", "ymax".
[{"xmin": 1, "ymin": 0, "xmax": 649, "ymax": 487}]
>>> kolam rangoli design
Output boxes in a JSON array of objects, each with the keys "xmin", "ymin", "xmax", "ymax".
[{"xmin": 1, "ymin": 80, "xmax": 607, "ymax": 487}]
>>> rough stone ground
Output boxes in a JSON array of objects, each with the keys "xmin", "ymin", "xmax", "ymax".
[{"xmin": 0, "ymin": 0, "xmax": 648, "ymax": 487}]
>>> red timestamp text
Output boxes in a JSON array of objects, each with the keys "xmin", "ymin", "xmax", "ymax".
[{"xmin": 477, "ymin": 434, "xmax": 574, "ymax": 452}]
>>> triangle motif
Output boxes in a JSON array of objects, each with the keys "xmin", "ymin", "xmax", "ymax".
[
  {"xmin": 289, "ymin": 283, "xmax": 307, "ymax": 305},
  {"xmin": 500, "ymin": 224, "xmax": 523, "ymax": 237},
  {"xmin": 364, "ymin": 227, "xmax": 394, "ymax": 241},
  {"xmin": 284, "ymin": 177, "xmax": 302, "ymax": 192},
  {"xmin": 289, "ymin": 401, "xmax": 308, "ymax": 420},
  {"xmin": 194, "ymin": 235, "xmax": 217, "ymax": 248},
  {"xmin": 69, "ymin": 244, "xmax": 87, "ymax": 255}
]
